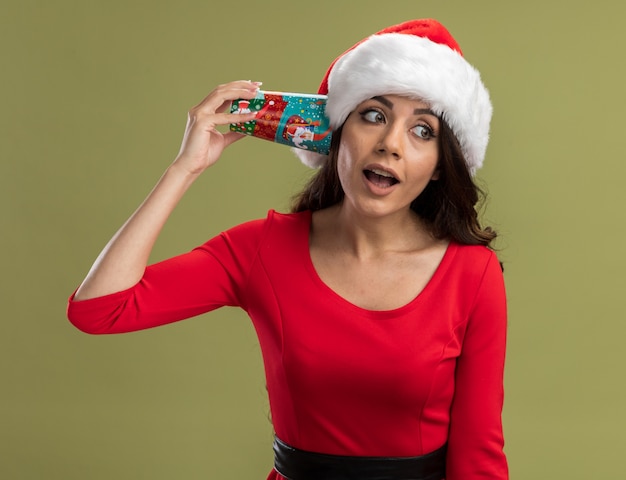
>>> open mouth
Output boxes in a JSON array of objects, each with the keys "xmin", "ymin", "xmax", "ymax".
[{"xmin": 363, "ymin": 168, "xmax": 399, "ymax": 188}]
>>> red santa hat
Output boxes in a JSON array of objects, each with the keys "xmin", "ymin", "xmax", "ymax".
[{"xmin": 294, "ymin": 19, "xmax": 492, "ymax": 175}]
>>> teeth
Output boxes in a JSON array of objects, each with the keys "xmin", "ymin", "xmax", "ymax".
[{"xmin": 370, "ymin": 168, "xmax": 395, "ymax": 178}]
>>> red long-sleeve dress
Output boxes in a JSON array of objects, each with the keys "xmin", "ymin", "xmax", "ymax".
[{"xmin": 67, "ymin": 209, "xmax": 508, "ymax": 479}]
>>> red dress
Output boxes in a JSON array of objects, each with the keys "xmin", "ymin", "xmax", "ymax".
[{"xmin": 68, "ymin": 210, "xmax": 508, "ymax": 479}]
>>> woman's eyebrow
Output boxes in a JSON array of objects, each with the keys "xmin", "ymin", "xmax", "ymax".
[
  {"xmin": 413, "ymin": 108, "xmax": 437, "ymax": 117},
  {"xmin": 371, "ymin": 96, "xmax": 393, "ymax": 108},
  {"xmin": 371, "ymin": 96, "xmax": 436, "ymax": 117}
]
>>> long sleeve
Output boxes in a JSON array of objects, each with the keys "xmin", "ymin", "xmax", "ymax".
[
  {"xmin": 67, "ymin": 217, "xmax": 267, "ymax": 334},
  {"xmin": 446, "ymin": 252, "xmax": 508, "ymax": 479}
]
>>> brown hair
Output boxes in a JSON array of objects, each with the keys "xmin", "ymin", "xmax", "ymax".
[{"xmin": 291, "ymin": 121, "xmax": 497, "ymax": 248}]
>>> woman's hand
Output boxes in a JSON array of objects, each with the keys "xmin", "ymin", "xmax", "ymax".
[{"xmin": 173, "ymin": 80, "xmax": 261, "ymax": 175}]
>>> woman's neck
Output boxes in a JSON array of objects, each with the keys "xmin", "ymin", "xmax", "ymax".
[{"xmin": 314, "ymin": 202, "xmax": 441, "ymax": 260}]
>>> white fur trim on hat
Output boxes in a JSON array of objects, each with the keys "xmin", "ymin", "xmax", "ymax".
[
  {"xmin": 326, "ymin": 33, "xmax": 492, "ymax": 174},
  {"xmin": 291, "ymin": 147, "xmax": 327, "ymax": 169}
]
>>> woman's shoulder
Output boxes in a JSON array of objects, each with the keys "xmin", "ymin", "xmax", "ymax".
[
  {"xmin": 447, "ymin": 242, "xmax": 503, "ymax": 276},
  {"xmin": 268, "ymin": 208, "xmax": 312, "ymax": 227},
  {"xmin": 452, "ymin": 241, "xmax": 496, "ymax": 258},
  {"xmin": 438, "ymin": 243, "xmax": 505, "ymax": 311},
  {"xmin": 213, "ymin": 209, "xmax": 311, "ymax": 245},
  {"xmin": 194, "ymin": 210, "xmax": 311, "ymax": 264},
  {"xmin": 232, "ymin": 209, "xmax": 310, "ymax": 233}
]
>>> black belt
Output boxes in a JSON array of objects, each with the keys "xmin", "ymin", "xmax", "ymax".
[{"xmin": 273, "ymin": 436, "xmax": 446, "ymax": 480}]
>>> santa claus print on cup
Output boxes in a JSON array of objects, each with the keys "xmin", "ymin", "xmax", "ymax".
[{"xmin": 230, "ymin": 90, "xmax": 332, "ymax": 155}]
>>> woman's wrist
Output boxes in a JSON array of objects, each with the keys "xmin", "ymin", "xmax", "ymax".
[{"xmin": 165, "ymin": 160, "xmax": 204, "ymax": 187}]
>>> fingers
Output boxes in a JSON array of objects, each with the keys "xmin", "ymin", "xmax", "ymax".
[
  {"xmin": 193, "ymin": 80, "xmax": 262, "ymax": 116},
  {"xmin": 222, "ymin": 131, "xmax": 247, "ymax": 149},
  {"xmin": 221, "ymin": 109, "xmax": 257, "ymax": 125}
]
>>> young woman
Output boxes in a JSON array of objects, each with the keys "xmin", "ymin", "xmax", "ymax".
[{"xmin": 68, "ymin": 19, "xmax": 508, "ymax": 480}]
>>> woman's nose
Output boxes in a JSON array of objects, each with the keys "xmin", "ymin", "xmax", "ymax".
[{"xmin": 376, "ymin": 123, "xmax": 403, "ymax": 159}]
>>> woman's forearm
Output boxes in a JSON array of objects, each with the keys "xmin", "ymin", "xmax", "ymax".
[{"xmin": 73, "ymin": 163, "xmax": 199, "ymax": 300}]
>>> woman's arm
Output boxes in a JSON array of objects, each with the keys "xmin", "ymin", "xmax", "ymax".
[
  {"xmin": 73, "ymin": 81, "xmax": 260, "ymax": 301},
  {"xmin": 446, "ymin": 252, "xmax": 509, "ymax": 479}
]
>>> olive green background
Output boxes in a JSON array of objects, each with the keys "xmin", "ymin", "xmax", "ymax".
[{"xmin": 2, "ymin": 1, "xmax": 624, "ymax": 478}]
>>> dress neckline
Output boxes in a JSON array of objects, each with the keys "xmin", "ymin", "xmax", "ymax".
[{"xmin": 297, "ymin": 210, "xmax": 458, "ymax": 319}]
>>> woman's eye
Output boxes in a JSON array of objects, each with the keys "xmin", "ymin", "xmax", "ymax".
[
  {"xmin": 412, "ymin": 124, "xmax": 434, "ymax": 139},
  {"xmin": 362, "ymin": 109, "xmax": 385, "ymax": 124}
]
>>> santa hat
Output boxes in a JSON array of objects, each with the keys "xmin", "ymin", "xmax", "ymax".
[{"xmin": 294, "ymin": 19, "xmax": 492, "ymax": 175}]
